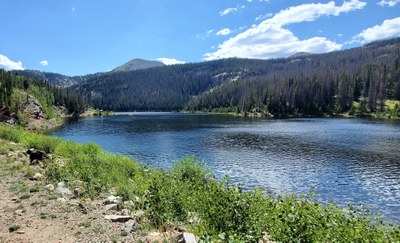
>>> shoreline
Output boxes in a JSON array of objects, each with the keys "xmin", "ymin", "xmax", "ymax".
[{"xmin": 0, "ymin": 124, "xmax": 399, "ymax": 241}]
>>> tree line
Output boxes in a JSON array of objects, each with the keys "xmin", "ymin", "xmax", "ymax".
[
  {"xmin": 0, "ymin": 69, "xmax": 86, "ymax": 116},
  {"xmin": 74, "ymin": 38, "xmax": 400, "ymax": 117}
]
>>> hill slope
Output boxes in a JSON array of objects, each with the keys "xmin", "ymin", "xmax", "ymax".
[
  {"xmin": 112, "ymin": 58, "xmax": 165, "ymax": 72},
  {"xmin": 74, "ymin": 38, "xmax": 400, "ymax": 116}
]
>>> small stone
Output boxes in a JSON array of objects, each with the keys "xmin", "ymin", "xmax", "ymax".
[
  {"xmin": 124, "ymin": 219, "xmax": 139, "ymax": 233},
  {"xmin": 176, "ymin": 225, "xmax": 186, "ymax": 232},
  {"xmin": 45, "ymin": 184, "xmax": 54, "ymax": 191},
  {"xmin": 105, "ymin": 204, "xmax": 117, "ymax": 211},
  {"xmin": 104, "ymin": 196, "xmax": 121, "ymax": 205},
  {"xmin": 120, "ymin": 209, "xmax": 131, "ymax": 216},
  {"xmin": 79, "ymin": 202, "xmax": 89, "ymax": 214},
  {"xmin": 30, "ymin": 172, "xmax": 43, "ymax": 181},
  {"xmin": 57, "ymin": 198, "xmax": 67, "ymax": 203},
  {"xmin": 57, "ymin": 181, "xmax": 66, "ymax": 188},
  {"xmin": 11, "ymin": 197, "xmax": 18, "ymax": 202},
  {"xmin": 104, "ymin": 215, "xmax": 132, "ymax": 223},
  {"xmin": 73, "ymin": 188, "xmax": 81, "ymax": 198},
  {"xmin": 16, "ymin": 230, "xmax": 25, "ymax": 234},
  {"xmin": 175, "ymin": 232, "xmax": 197, "ymax": 243},
  {"xmin": 15, "ymin": 209, "xmax": 23, "ymax": 216},
  {"xmin": 56, "ymin": 183, "xmax": 73, "ymax": 199}
]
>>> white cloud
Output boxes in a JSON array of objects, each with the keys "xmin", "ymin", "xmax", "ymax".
[
  {"xmin": 268, "ymin": 0, "xmax": 365, "ymax": 26},
  {"xmin": 216, "ymin": 28, "xmax": 231, "ymax": 36},
  {"xmin": 338, "ymin": 33, "xmax": 344, "ymax": 37},
  {"xmin": 219, "ymin": 5, "xmax": 245, "ymax": 16},
  {"xmin": 205, "ymin": 0, "xmax": 366, "ymax": 60},
  {"xmin": 156, "ymin": 58, "xmax": 185, "ymax": 65},
  {"xmin": 353, "ymin": 17, "xmax": 400, "ymax": 43},
  {"xmin": 255, "ymin": 13, "xmax": 272, "ymax": 21},
  {"xmin": 39, "ymin": 60, "xmax": 49, "ymax": 66},
  {"xmin": 0, "ymin": 54, "xmax": 24, "ymax": 71},
  {"xmin": 377, "ymin": 0, "xmax": 400, "ymax": 7},
  {"xmin": 220, "ymin": 8, "xmax": 237, "ymax": 16}
]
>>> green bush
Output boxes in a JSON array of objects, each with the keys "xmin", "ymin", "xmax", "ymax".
[
  {"xmin": 0, "ymin": 124, "xmax": 23, "ymax": 142},
  {"xmin": 21, "ymin": 132, "xmax": 61, "ymax": 153}
]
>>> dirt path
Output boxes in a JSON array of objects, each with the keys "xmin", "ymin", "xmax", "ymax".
[{"xmin": 0, "ymin": 140, "xmax": 175, "ymax": 243}]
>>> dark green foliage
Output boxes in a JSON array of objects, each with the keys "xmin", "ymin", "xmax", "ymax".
[
  {"xmin": 73, "ymin": 38, "xmax": 400, "ymax": 118},
  {"xmin": 0, "ymin": 69, "xmax": 86, "ymax": 119}
]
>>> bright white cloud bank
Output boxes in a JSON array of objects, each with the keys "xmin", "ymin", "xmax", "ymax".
[
  {"xmin": 378, "ymin": 0, "xmax": 400, "ymax": 7},
  {"xmin": 0, "ymin": 54, "xmax": 24, "ymax": 71},
  {"xmin": 353, "ymin": 17, "xmax": 400, "ymax": 43},
  {"xmin": 156, "ymin": 58, "xmax": 185, "ymax": 65},
  {"xmin": 205, "ymin": 0, "xmax": 366, "ymax": 60},
  {"xmin": 40, "ymin": 60, "xmax": 49, "ymax": 66}
]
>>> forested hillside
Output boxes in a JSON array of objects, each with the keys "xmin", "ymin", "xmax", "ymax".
[
  {"xmin": 13, "ymin": 70, "xmax": 106, "ymax": 88},
  {"xmin": 187, "ymin": 39, "xmax": 400, "ymax": 117},
  {"xmin": 75, "ymin": 38, "xmax": 400, "ymax": 117},
  {"xmin": 0, "ymin": 70, "xmax": 86, "ymax": 127}
]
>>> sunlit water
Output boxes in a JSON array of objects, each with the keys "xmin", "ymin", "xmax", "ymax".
[{"xmin": 50, "ymin": 113, "xmax": 400, "ymax": 224}]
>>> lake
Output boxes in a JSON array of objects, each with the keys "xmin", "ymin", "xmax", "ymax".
[{"xmin": 50, "ymin": 113, "xmax": 400, "ymax": 224}]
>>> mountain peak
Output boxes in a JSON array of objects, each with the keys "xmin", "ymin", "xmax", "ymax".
[{"xmin": 112, "ymin": 58, "xmax": 165, "ymax": 72}]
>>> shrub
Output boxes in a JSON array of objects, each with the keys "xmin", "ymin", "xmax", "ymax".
[{"xmin": 0, "ymin": 124, "xmax": 23, "ymax": 142}]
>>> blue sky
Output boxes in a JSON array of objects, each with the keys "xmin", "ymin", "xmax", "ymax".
[{"xmin": 0, "ymin": 0, "xmax": 399, "ymax": 76}]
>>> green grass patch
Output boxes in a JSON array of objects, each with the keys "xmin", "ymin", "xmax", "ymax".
[{"xmin": 0, "ymin": 125, "xmax": 399, "ymax": 241}]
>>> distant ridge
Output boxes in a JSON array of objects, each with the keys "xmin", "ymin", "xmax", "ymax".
[{"xmin": 112, "ymin": 58, "xmax": 165, "ymax": 72}]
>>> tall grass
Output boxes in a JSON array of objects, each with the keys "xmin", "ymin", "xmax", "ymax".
[{"xmin": 0, "ymin": 124, "xmax": 399, "ymax": 241}]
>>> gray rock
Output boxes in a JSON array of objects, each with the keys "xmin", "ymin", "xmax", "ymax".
[
  {"xmin": 104, "ymin": 196, "xmax": 121, "ymax": 205},
  {"xmin": 57, "ymin": 198, "xmax": 67, "ymax": 203},
  {"xmin": 56, "ymin": 183, "xmax": 73, "ymax": 199},
  {"xmin": 105, "ymin": 204, "xmax": 118, "ymax": 211},
  {"xmin": 30, "ymin": 173, "xmax": 43, "ymax": 181},
  {"xmin": 124, "ymin": 219, "xmax": 139, "ymax": 233},
  {"xmin": 176, "ymin": 225, "xmax": 186, "ymax": 232},
  {"xmin": 120, "ymin": 209, "xmax": 131, "ymax": 216},
  {"xmin": 175, "ymin": 232, "xmax": 197, "ymax": 243},
  {"xmin": 45, "ymin": 184, "xmax": 54, "ymax": 191},
  {"xmin": 104, "ymin": 215, "xmax": 132, "ymax": 222},
  {"xmin": 15, "ymin": 209, "xmax": 23, "ymax": 216}
]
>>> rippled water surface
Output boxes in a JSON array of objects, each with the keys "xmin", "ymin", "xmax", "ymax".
[{"xmin": 51, "ymin": 113, "xmax": 400, "ymax": 224}]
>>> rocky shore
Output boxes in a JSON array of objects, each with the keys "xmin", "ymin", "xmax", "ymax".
[{"xmin": 0, "ymin": 139, "xmax": 198, "ymax": 242}]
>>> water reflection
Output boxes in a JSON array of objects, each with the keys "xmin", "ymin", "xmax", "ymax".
[{"xmin": 51, "ymin": 113, "xmax": 400, "ymax": 224}]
